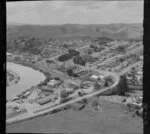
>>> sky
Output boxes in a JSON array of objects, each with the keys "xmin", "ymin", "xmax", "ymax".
[{"xmin": 7, "ymin": 0, "xmax": 143, "ymax": 25}]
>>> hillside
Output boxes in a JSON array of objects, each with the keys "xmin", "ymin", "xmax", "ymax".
[
  {"xmin": 7, "ymin": 23, "xmax": 143, "ymax": 55},
  {"xmin": 7, "ymin": 23, "xmax": 143, "ymax": 40}
]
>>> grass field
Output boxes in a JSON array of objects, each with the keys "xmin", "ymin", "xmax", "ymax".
[{"xmin": 6, "ymin": 97, "xmax": 143, "ymax": 134}]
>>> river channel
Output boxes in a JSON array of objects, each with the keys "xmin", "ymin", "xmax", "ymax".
[{"xmin": 7, "ymin": 62, "xmax": 46, "ymax": 99}]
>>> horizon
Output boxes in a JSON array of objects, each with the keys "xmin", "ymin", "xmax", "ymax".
[
  {"xmin": 7, "ymin": 1, "xmax": 143, "ymax": 25},
  {"xmin": 7, "ymin": 22, "xmax": 142, "ymax": 26}
]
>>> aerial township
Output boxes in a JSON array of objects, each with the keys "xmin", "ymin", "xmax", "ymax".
[{"xmin": 6, "ymin": 38, "xmax": 143, "ymax": 124}]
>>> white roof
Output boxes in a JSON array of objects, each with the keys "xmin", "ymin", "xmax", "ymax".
[
  {"xmin": 65, "ymin": 87, "xmax": 74, "ymax": 92},
  {"xmin": 7, "ymin": 53, "xmax": 12, "ymax": 55},
  {"xmin": 140, "ymin": 56, "xmax": 143, "ymax": 59},
  {"xmin": 137, "ymin": 71, "xmax": 142, "ymax": 75},
  {"xmin": 47, "ymin": 79, "xmax": 58, "ymax": 86},
  {"xmin": 91, "ymin": 75, "xmax": 99, "ymax": 79}
]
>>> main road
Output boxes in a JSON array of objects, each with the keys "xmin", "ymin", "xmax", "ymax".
[{"xmin": 6, "ymin": 70, "xmax": 120, "ymax": 124}]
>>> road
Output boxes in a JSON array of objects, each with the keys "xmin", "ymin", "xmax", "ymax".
[
  {"xmin": 6, "ymin": 41, "xmax": 142, "ymax": 124},
  {"xmin": 92, "ymin": 46, "xmax": 143, "ymax": 68},
  {"xmin": 119, "ymin": 61, "xmax": 142, "ymax": 76},
  {"xmin": 6, "ymin": 71, "xmax": 119, "ymax": 124}
]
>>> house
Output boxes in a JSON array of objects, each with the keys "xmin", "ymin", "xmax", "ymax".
[
  {"xmin": 139, "ymin": 56, "xmax": 143, "ymax": 60},
  {"xmin": 7, "ymin": 53, "xmax": 12, "ymax": 56},
  {"xmin": 41, "ymin": 86, "xmax": 54, "ymax": 92},
  {"xmin": 91, "ymin": 74, "xmax": 99, "ymax": 79},
  {"xmin": 28, "ymin": 90, "xmax": 40, "ymax": 100},
  {"xmin": 35, "ymin": 95, "xmax": 53, "ymax": 105},
  {"xmin": 47, "ymin": 79, "xmax": 60, "ymax": 87},
  {"xmin": 137, "ymin": 71, "xmax": 142, "ymax": 75},
  {"xmin": 91, "ymin": 74, "xmax": 106, "ymax": 80},
  {"xmin": 82, "ymin": 87, "xmax": 93, "ymax": 94}
]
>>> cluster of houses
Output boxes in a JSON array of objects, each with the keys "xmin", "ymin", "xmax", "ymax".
[
  {"xmin": 7, "ymin": 69, "xmax": 113, "ymax": 120},
  {"xmin": 7, "ymin": 52, "xmax": 42, "ymax": 63},
  {"xmin": 97, "ymin": 50, "xmax": 142, "ymax": 72}
]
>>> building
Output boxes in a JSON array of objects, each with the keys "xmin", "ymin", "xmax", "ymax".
[
  {"xmin": 35, "ymin": 95, "xmax": 53, "ymax": 105},
  {"xmin": 41, "ymin": 86, "xmax": 54, "ymax": 92},
  {"xmin": 139, "ymin": 56, "xmax": 143, "ymax": 60},
  {"xmin": 82, "ymin": 87, "xmax": 93, "ymax": 94},
  {"xmin": 91, "ymin": 74, "xmax": 99, "ymax": 79},
  {"xmin": 28, "ymin": 90, "xmax": 40, "ymax": 100},
  {"xmin": 47, "ymin": 79, "xmax": 61, "ymax": 87},
  {"xmin": 7, "ymin": 52, "xmax": 12, "ymax": 56},
  {"xmin": 137, "ymin": 71, "xmax": 142, "ymax": 75}
]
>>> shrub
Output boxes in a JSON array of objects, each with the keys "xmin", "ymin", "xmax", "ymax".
[
  {"xmin": 117, "ymin": 75, "xmax": 128, "ymax": 95},
  {"xmin": 94, "ymin": 81, "xmax": 101, "ymax": 90},
  {"xmin": 58, "ymin": 49, "xmax": 80, "ymax": 62},
  {"xmin": 73, "ymin": 56, "xmax": 86, "ymax": 66},
  {"xmin": 60, "ymin": 90, "xmax": 70, "ymax": 98},
  {"xmin": 57, "ymin": 53, "xmax": 72, "ymax": 62},
  {"xmin": 60, "ymin": 97, "xmax": 73, "ymax": 103}
]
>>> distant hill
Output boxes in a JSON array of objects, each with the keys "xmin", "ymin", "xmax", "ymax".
[{"xmin": 7, "ymin": 23, "xmax": 143, "ymax": 40}]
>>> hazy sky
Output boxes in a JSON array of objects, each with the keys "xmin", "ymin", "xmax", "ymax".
[{"xmin": 7, "ymin": 0, "xmax": 143, "ymax": 25}]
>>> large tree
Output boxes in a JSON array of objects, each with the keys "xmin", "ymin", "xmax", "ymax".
[{"xmin": 118, "ymin": 75, "xmax": 128, "ymax": 95}]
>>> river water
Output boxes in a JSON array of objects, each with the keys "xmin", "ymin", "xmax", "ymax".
[{"xmin": 7, "ymin": 62, "xmax": 46, "ymax": 99}]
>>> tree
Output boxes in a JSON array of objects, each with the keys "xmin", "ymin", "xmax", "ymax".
[
  {"xmin": 86, "ymin": 48, "xmax": 93, "ymax": 54},
  {"xmin": 57, "ymin": 49, "xmax": 80, "ymax": 62},
  {"xmin": 68, "ymin": 49, "xmax": 80, "ymax": 56},
  {"xmin": 82, "ymin": 98, "xmax": 88, "ymax": 104},
  {"xmin": 57, "ymin": 53, "xmax": 71, "ymax": 62},
  {"xmin": 116, "ymin": 46, "xmax": 126, "ymax": 54},
  {"xmin": 63, "ymin": 43, "xmax": 68, "ymax": 49},
  {"xmin": 118, "ymin": 75, "xmax": 128, "ymax": 95},
  {"xmin": 92, "ymin": 100, "xmax": 99, "ymax": 107},
  {"xmin": 90, "ymin": 45, "xmax": 98, "ymax": 52},
  {"xmin": 78, "ymin": 91, "xmax": 84, "ymax": 97},
  {"xmin": 73, "ymin": 56, "xmax": 86, "ymax": 66},
  {"xmin": 67, "ymin": 69, "xmax": 78, "ymax": 77},
  {"xmin": 60, "ymin": 90, "xmax": 70, "ymax": 98},
  {"xmin": 104, "ymin": 76, "xmax": 114, "ymax": 87},
  {"xmin": 94, "ymin": 81, "xmax": 101, "ymax": 90}
]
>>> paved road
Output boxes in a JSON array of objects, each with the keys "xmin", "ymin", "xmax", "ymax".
[
  {"xmin": 6, "ymin": 42, "xmax": 142, "ymax": 124},
  {"xmin": 89, "ymin": 43, "xmax": 131, "ymax": 67},
  {"xmin": 92, "ymin": 46, "xmax": 143, "ymax": 68},
  {"xmin": 119, "ymin": 61, "xmax": 142, "ymax": 76},
  {"xmin": 7, "ymin": 71, "xmax": 119, "ymax": 124}
]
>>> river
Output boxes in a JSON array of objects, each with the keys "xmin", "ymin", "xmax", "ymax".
[{"xmin": 7, "ymin": 62, "xmax": 46, "ymax": 99}]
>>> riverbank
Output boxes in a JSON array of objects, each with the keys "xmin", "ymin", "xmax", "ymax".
[
  {"xmin": 7, "ymin": 59, "xmax": 42, "ymax": 74},
  {"xmin": 6, "ymin": 62, "xmax": 46, "ymax": 99},
  {"xmin": 6, "ymin": 69, "xmax": 120, "ymax": 124},
  {"xmin": 7, "ymin": 70, "xmax": 20, "ymax": 87}
]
